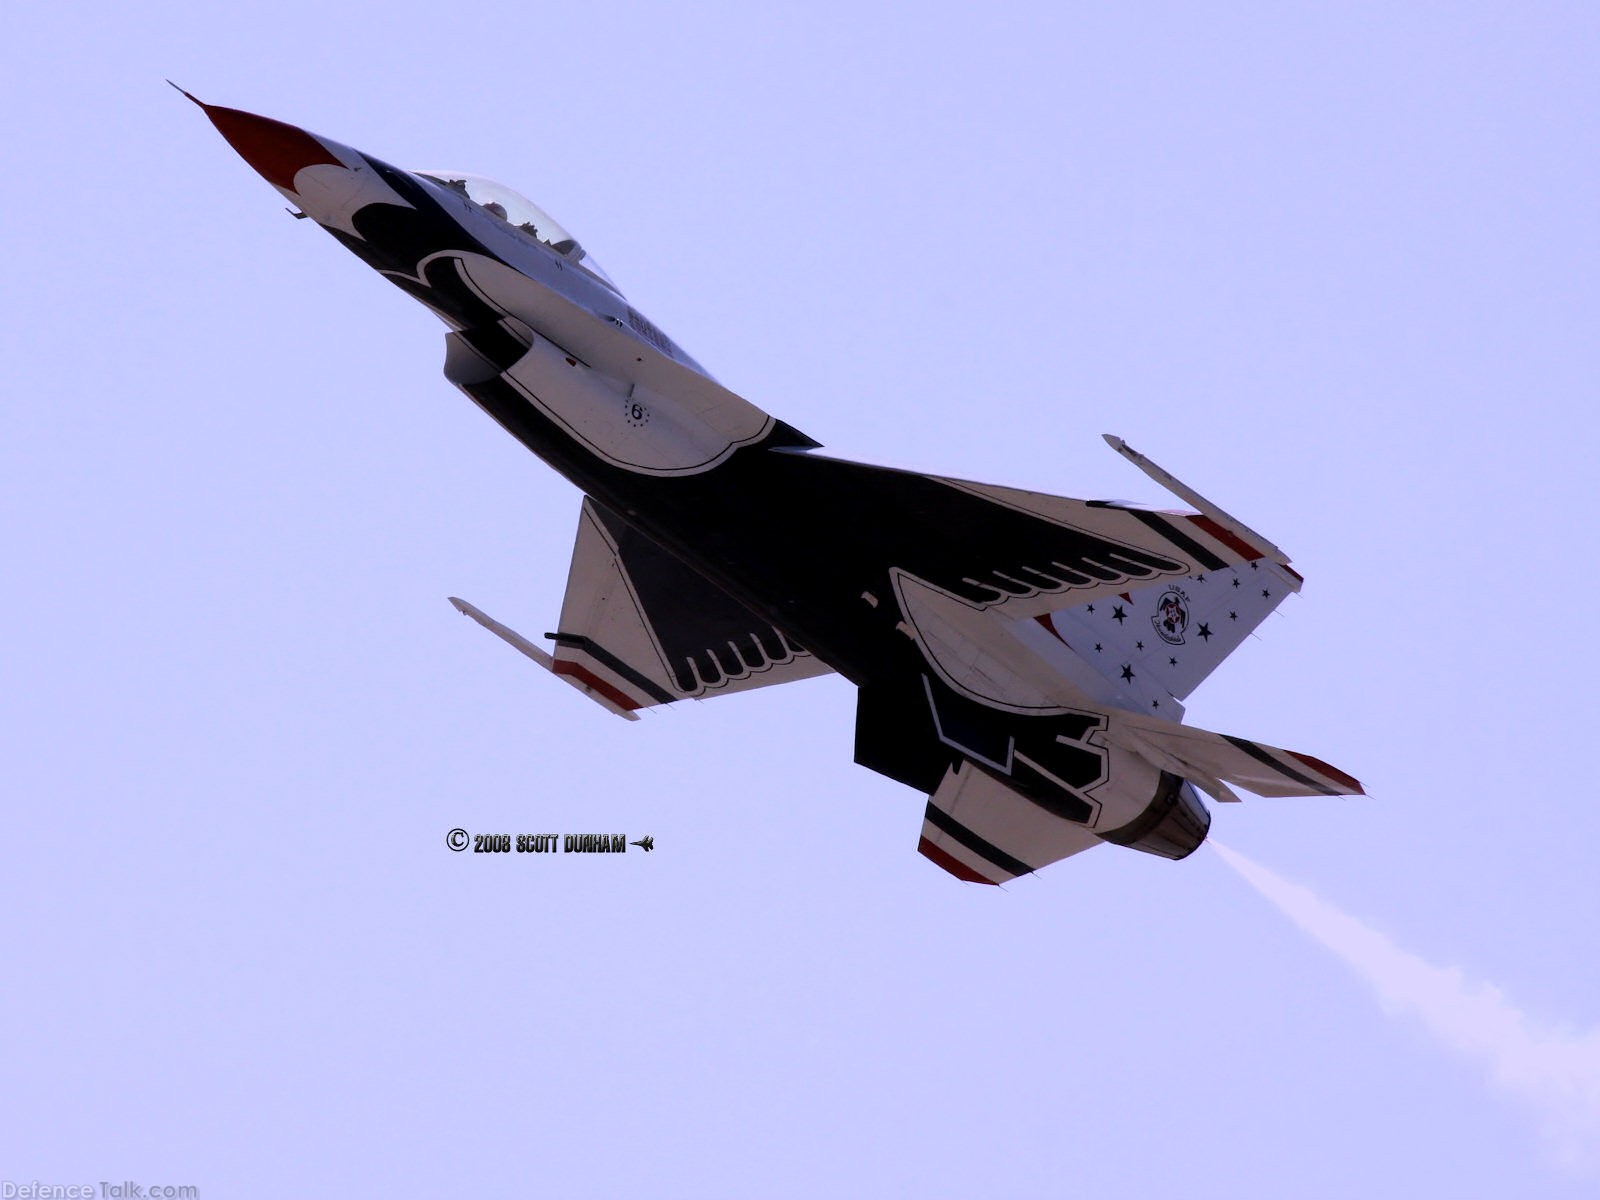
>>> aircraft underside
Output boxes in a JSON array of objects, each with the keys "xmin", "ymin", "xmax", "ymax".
[
  {"xmin": 190, "ymin": 94, "xmax": 1365, "ymax": 886},
  {"xmin": 441, "ymin": 315, "xmax": 1340, "ymax": 878}
]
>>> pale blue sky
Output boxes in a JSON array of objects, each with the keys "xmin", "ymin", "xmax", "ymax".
[{"xmin": 3, "ymin": 3, "xmax": 1597, "ymax": 1195}]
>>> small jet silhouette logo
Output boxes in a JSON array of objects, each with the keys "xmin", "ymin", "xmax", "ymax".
[{"xmin": 630, "ymin": 836, "xmax": 655, "ymax": 852}]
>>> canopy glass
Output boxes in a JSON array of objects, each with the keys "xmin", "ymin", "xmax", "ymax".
[{"xmin": 416, "ymin": 171, "xmax": 618, "ymax": 291}]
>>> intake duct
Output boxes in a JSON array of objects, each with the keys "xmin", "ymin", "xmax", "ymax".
[{"xmin": 1099, "ymin": 771, "xmax": 1211, "ymax": 860}]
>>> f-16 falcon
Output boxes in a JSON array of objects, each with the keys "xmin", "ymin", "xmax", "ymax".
[{"xmin": 188, "ymin": 91, "xmax": 1363, "ymax": 885}]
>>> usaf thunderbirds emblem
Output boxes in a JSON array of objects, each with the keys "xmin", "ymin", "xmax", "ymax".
[{"xmin": 1152, "ymin": 587, "xmax": 1191, "ymax": 646}]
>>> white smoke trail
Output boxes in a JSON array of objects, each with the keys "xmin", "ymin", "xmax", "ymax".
[{"xmin": 1211, "ymin": 841, "xmax": 1600, "ymax": 1171}]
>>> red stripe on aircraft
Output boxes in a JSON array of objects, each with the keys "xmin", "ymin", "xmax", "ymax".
[
  {"xmin": 553, "ymin": 661, "xmax": 642, "ymax": 712},
  {"xmin": 1287, "ymin": 751, "xmax": 1365, "ymax": 795},
  {"xmin": 1186, "ymin": 514, "xmax": 1263, "ymax": 561},
  {"xmin": 1034, "ymin": 613, "xmax": 1067, "ymax": 644},
  {"xmin": 917, "ymin": 836, "xmax": 999, "ymax": 885}
]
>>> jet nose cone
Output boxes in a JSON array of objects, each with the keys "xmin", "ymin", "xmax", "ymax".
[{"xmin": 192, "ymin": 98, "xmax": 342, "ymax": 193}]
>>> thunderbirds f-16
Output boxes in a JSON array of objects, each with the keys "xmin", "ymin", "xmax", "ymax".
[{"xmin": 188, "ymin": 91, "xmax": 1363, "ymax": 885}]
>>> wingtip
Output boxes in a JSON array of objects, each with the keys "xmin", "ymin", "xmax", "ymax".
[{"xmin": 1103, "ymin": 434, "xmax": 1293, "ymax": 566}]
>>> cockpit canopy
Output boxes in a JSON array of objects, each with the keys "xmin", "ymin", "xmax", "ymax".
[{"xmin": 415, "ymin": 171, "xmax": 619, "ymax": 291}]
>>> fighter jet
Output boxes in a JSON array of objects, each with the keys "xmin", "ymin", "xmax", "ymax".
[{"xmin": 189, "ymin": 92, "xmax": 1363, "ymax": 884}]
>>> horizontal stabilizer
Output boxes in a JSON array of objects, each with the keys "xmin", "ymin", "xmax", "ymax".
[
  {"xmin": 1107, "ymin": 709, "xmax": 1365, "ymax": 800},
  {"xmin": 918, "ymin": 759, "xmax": 1101, "ymax": 885}
]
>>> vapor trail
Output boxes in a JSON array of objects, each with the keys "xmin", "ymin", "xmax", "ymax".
[{"xmin": 1212, "ymin": 841, "xmax": 1600, "ymax": 1171}]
